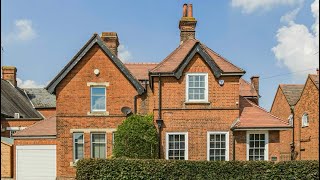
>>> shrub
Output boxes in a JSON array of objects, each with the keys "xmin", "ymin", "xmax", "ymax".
[
  {"xmin": 113, "ymin": 114, "xmax": 158, "ymax": 159},
  {"xmin": 76, "ymin": 159, "xmax": 319, "ymax": 180}
]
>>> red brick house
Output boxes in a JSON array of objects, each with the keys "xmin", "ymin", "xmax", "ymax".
[
  {"xmin": 270, "ymin": 72, "xmax": 319, "ymax": 160},
  {"xmin": 39, "ymin": 4, "xmax": 291, "ymax": 179}
]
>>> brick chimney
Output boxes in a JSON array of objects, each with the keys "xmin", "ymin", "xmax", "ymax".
[
  {"xmin": 250, "ymin": 76, "xmax": 260, "ymax": 97},
  {"xmin": 2, "ymin": 66, "xmax": 17, "ymax": 87},
  {"xmin": 101, "ymin": 32, "xmax": 119, "ymax": 56},
  {"xmin": 179, "ymin": 4, "xmax": 197, "ymax": 44}
]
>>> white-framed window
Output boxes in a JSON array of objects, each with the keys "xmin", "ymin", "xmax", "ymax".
[
  {"xmin": 247, "ymin": 131, "xmax": 268, "ymax": 161},
  {"xmin": 186, "ymin": 73, "xmax": 208, "ymax": 102},
  {"xmin": 91, "ymin": 133, "xmax": 106, "ymax": 158},
  {"xmin": 91, "ymin": 87, "xmax": 106, "ymax": 112},
  {"xmin": 6, "ymin": 127, "xmax": 26, "ymax": 137},
  {"xmin": 288, "ymin": 114, "xmax": 293, "ymax": 126},
  {"xmin": 73, "ymin": 132, "xmax": 84, "ymax": 161},
  {"xmin": 302, "ymin": 113, "xmax": 309, "ymax": 127},
  {"xmin": 166, "ymin": 132, "xmax": 188, "ymax": 160},
  {"xmin": 207, "ymin": 132, "xmax": 229, "ymax": 161}
]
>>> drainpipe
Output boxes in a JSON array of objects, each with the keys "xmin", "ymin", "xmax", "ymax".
[
  {"xmin": 133, "ymin": 95, "xmax": 138, "ymax": 114},
  {"xmin": 157, "ymin": 73, "xmax": 163, "ymax": 159},
  {"xmin": 290, "ymin": 106, "xmax": 295, "ymax": 160},
  {"xmin": 232, "ymin": 130, "xmax": 236, "ymax": 161}
]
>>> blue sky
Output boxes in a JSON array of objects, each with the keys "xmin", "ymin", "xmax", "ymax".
[{"xmin": 1, "ymin": 0, "xmax": 319, "ymax": 110}]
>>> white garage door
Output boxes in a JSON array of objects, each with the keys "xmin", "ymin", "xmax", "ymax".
[{"xmin": 16, "ymin": 145, "xmax": 56, "ymax": 180}]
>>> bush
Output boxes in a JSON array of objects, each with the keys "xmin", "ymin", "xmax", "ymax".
[
  {"xmin": 76, "ymin": 159, "xmax": 319, "ymax": 180},
  {"xmin": 113, "ymin": 114, "xmax": 158, "ymax": 159}
]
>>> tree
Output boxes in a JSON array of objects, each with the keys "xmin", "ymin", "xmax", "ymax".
[{"xmin": 113, "ymin": 114, "xmax": 158, "ymax": 159}]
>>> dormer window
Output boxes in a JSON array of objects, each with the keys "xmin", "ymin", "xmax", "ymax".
[
  {"xmin": 302, "ymin": 113, "xmax": 309, "ymax": 127},
  {"xmin": 186, "ymin": 73, "xmax": 208, "ymax": 102}
]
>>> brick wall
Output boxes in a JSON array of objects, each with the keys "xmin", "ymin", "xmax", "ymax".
[
  {"xmin": 1, "ymin": 142, "xmax": 12, "ymax": 178},
  {"xmin": 294, "ymin": 76, "xmax": 319, "ymax": 160},
  {"xmin": 37, "ymin": 108, "xmax": 56, "ymax": 118},
  {"xmin": 55, "ymin": 44, "xmax": 139, "ymax": 179},
  {"xmin": 270, "ymin": 87, "xmax": 293, "ymax": 157}
]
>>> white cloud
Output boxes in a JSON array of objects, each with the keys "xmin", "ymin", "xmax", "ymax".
[
  {"xmin": 5, "ymin": 19, "xmax": 37, "ymax": 42},
  {"xmin": 231, "ymin": 0, "xmax": 303, "ymax": 14},
  {"xmin": 17, "ymin": 78, "xmax": 45, "ymax": 88},
  {"xmin": 118, "ymin": 44, "xmax": 132, "ymax": 62},
  {"xmin": 272, "ymin": 0, "xmax": 319, "ymax": 80},
  {"xmin": 280, "ymin": 8, "xmax": 300, "ymax": 23}
]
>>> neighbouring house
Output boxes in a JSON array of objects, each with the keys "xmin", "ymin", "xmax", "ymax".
[
  {"xmin": 270, "ymin": 71, "xmax": 319, "ymax": 161},
  {"xmin": 41, "ymin": 4, "xmax": 291, "ymax": 179},
  {"xmin": 1, "ymin": 137, "xmax": 14, "ymax": 178}
]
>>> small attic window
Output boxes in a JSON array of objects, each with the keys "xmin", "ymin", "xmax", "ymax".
[{"xmin": 302, "ymin": 113, "xmax": 309, "ymax": 127}]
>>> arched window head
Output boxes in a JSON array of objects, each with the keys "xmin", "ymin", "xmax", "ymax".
[{"xmin": 302, "ymin": 113, "xmax": 309, "ymax": 127}]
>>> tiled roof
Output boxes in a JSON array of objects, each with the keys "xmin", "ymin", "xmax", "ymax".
[
  {"xmin": 280, "ymin": 84, "xmax": 304, "ymax": 106},
  {"xmin": 309, "ymin": 74, "xmax": 319, "ymax": 89},
  {"xmin": 1, "ymin": 137, "xmax": 14, "ymax": 146},
  {"xmin": 13, "ymin": 116, "xmax": 56, "ymax": 137},
  {"xmin": 239, "ymin": 78, "xmax": 258, "ymax": 97},
  {"xmin": 24, "ymin": 88, "xmax": 56, "ymax": 108},
  {"xmin": 150, "ymin": 39, "xmax": 244, "ymax": 74},
  {"xmin": 232, "ymin": 96, "xmax": 291, "ymax": 130},
  {"xmin": 125, "ymin": 63, "xmax": 158, "ymax": 80},
  {"xmin": 1, "ymin": 79, "xmax": 43, "ymax": 119}
]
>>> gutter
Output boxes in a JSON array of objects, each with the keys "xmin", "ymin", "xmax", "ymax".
[{"xmin": 134, "ymin": 95, "xmax": 138, "ymax": 114}]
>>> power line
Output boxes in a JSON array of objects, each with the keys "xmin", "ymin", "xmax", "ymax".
[{"xmin": 260, "ymin": 68, "xmax": 316, "ymax": 80}]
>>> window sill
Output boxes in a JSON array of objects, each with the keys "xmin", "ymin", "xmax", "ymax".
[
  {"xmin": 70, "ymin": 161, "xmax": 77, "ymax": 167},
  {"xmin": 87, "ymin": 111, "xmax": 110, "ymax": 116},
  {"xmin": 184, "ymin": 101, "xmax": 211, "ymax": 105}
]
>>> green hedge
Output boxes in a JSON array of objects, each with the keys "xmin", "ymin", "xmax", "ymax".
[{"xmin": 76, "ymin": 159, "xmax": 319, "ymax": 180}]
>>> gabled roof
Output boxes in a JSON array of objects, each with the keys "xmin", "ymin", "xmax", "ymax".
[
  {"xmin": 24, "ymin": 88, "xmax": 56, "ymax": 108},
  {"xmin": 13, "ymin": 116, "xmax": 56, "ymax": 137},
  {"xmin": 231, "ymin": 96, "xmax": 291, "ymax": 130},
  {"xmin": 309, "ymin": 74, "xmax": 319, "ymax": 89},
  {"xmin": 46, "ymin": 33, "xmax": 145, "ymax": 95},
  {"xmin": 1, "ymin": 79, "xmax": 43, "ymax": 119},
  {"xmin": 150, "ymin": 39, "xmax": 245, "ymax": 78},
  {"xmin": 279, "ymin": 84, "xmax": 304, "ymax": 106},
  {"xmin": 239, "ymin": 78, "xmax": 258, "ymax": 97},
  {"xmin": 125, "ymin": 63, "xmax": 158, "ymax": 80}
]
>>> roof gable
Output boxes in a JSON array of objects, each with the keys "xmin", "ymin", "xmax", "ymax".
[
  {"xmin": 150, "ymin": 39, "xmax": 245, "ymax": 78},
  {"xmin": 46, "ymin": 34, "xmax": 144, "ymax": 95},
  {"xmin": 239, "ymin": 78, "xmax": 258, "ymax": 97},
  {"xmin": 279, "ymin": 84, "xmax": 304, "ymax": 106}
]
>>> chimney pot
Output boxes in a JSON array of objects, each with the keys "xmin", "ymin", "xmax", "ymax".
[
  {"xmin": 187, "ymin": 4, "xmax": 193, "ymax": 17},
  {"xmin": 101, "ymin": 32, "xmax": 119, "ymax": 56},
  {"xmin": 2, "ymin": 66, "xmax": 17, "ymax": 87},
  {"xmin": 182, "ymin": 4, "xmax": 187, "ymax": 17}
]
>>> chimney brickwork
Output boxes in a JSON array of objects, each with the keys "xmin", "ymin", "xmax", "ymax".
[
  {"xmin": 2, "ymin": 66, "xmax": 17, "ymax": 87},
  {"xmin": 101, "ymin": 32, "xmax": 119, "ymax": 56},
  {"xmin": 179, "ymin": 4, "xmax": 197, "ymax": 43},
  {"xmin": 250, "ymin": 76, "xmax": 260, "ymax": 97}
]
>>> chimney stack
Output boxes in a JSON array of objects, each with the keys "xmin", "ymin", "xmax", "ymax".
[
  {"xmin": 179, "ymin": 4, "xmax": 197, "ymax": 44},
  {"xmin": 250, "ymin": 76, "xmax": 260, "ymax": 97},
  {"xmin": 101, "ymin": 32, "xmax": 119, "ymax": 56},
  {"xmin": 2, "ymin": 66, "xmax": 17, "ymax": 87}
]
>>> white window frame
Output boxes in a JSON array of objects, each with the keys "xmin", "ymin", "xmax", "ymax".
[
  {"xmin": 6, "ymin": 127, "xmax": 26, "ymax": 137},
  {"xmin": 302, "ymin": 113, "xmax": 309, "ymax": 127},
  {"xmin": 207, "ymin": 131, "xmax": 229, "ymax": 161},
  {"xmin": 90, "ymin": 86, "xmax": 106, "ymax": 112},
  {"xmin": 91, "ymin": 133, "xmax": 106, "ymax": 158},
  {"xmin": 246, "ymin": 131, "xmax": 269, "ymax": 161},
  {"xmin": 185, "ymin": 73, "xmax": 208, "ymax": 102},
  {"xmin": 73, "ymin": 132, "xmax": 84, "ymax": 162},
  {"xmin": 166, "ymin": 132, "xmax": 188, "ymax": 160}
]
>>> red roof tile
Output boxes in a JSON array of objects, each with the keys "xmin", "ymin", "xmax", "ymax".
[
  {"xmin": 279, "ymin": 84, "xmax": 304, "ymax": 106},
  {"xmin": 232, "ymin": 97, "xmax": 290, "ymax": 129},
  {"xmin": 150, "ymin": 39, "xmax": 244, "ymax": 74},
  {"xmin": 239, "ymin": 78, "xmax": 258, "ymax": 97},
  {"xmin": 13, "ymin": 116, "xmax": 56, "ymax": 137},
  {"xmin": 125, "ymin": 63, "xmax": 158, "ymax": 80}
]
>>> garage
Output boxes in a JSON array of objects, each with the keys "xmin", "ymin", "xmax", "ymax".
[{"xmin": 16, "ymin": 145, "xmax": 56, "ymax": 180}]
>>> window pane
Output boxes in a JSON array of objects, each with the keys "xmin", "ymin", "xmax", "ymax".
[
  {"xmin": 73, "ymin": 133, "xmax": 84, "ymax": 161},
  {"xmin": 248, "ymin": 133, "xmax": 266, "ymax": 161},
  {"xmin": 75, "ymin": 144, "xmax": 83, "ymax": 160},
  {"xmin": 209, "ymin": 133, "xmax": 227, "ymax": 161},
  {"xmin": 168, "ymin": 134, "xmax": 186, "ymax": 160},
  {"xmin": 74, "ymin": 133, "xmax": 83, "ymax": 143},
  {"xmin": 93, "ymin": 134, "xmax": 105, "ymax": 143},
  {"xmin": 92, "ymin": 134, "xmax": 106, "ymax": 159},
  {"xmin": 92, "ymin": 87, "xmax": 105, "ymax": 95},
  {"xmin": 91, "ymin": 96, "xmax": 106, "ymax": 110}
]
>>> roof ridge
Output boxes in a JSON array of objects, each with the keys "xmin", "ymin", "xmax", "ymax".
[
  {"xmin": 245, "ymin": 97, "xmax": 289, "ymax": 125},
  {"xmin": 125, "ymin": 62, "xmax": 158, "ymax": 65},
  {"xmin": 201, "ymin": 44, "xmax": 245, "ymax": 72},
  {"xmin": 151, "ymin": 39, "xmax": 198, "ymax": 72}
]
